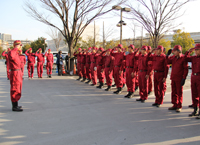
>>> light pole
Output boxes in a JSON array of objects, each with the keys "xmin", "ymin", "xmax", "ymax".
[
  {"xmin": 112, "ymin": 6, "xmax": 131, "ymax": 44},
  {"xmin": 44, "ymin": 38, "xmax": 47, "ymax": 52}
]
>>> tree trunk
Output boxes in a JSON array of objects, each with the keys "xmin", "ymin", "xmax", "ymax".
[{"xmin": 67, "ymin": 42, "xmax": 75, "ymax": 75}]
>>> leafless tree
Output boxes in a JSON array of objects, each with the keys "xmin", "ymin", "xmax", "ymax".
[
  {"xmin": 47, "ymin": 27, "xmax": 62, "ymax": 51},
  {"xmin": 127, "ymin": 0, "xmax": 193, "ymax": 48},
  {"xmin": 24, "ymin": 0, "xmax": 126, "ymax": 71}
]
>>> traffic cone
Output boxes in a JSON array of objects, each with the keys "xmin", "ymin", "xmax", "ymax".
[
  {"xmin": 74, "ymin": 64, "xmax": 76, "ymax": 75},
  {"xmin": 62, "ymin": 65, "xmax": 66, "ymax": 74}
]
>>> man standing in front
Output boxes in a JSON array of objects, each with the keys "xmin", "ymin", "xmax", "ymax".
[
  {"xmin": 167, "ymin": 45, "xmax": 188, "ymax": 112},
  {"xmin": 9, "ymin": 40, "xmax": 23, "ymax": 111},
  {"xmin": 25, "ymin": 48, "xmax": 36, "ymax": 79},
  {"xmin": 45, "ymin": 49, "xmax": 54, "ymax": 78},
  {"xmin": 35, "ymin": 48, "xmax": 45, "ymax": 78}
]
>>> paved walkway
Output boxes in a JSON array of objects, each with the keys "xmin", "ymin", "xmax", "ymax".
[{"xmin": 0, "ymin": 60, "xmax": 199, "ymax": 145}]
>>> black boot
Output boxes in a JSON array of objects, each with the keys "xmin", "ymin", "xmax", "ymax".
[
  {"xmin": 115, "ymin": 87, "xmax": 122, "ymax": 94},
  {"xmin": 96, "ymin": 82, "xmax": 104, "ymax": 89},
  {"xmin": 135, "ymin": 86, "xmax": 138, "ymax": 91},
  {"xmin": 77, "ymin": 76, "xmax": 82, "ymax": 81},
  {"xmin": 81, "ymin": 78, "xmax": 86, "ymax": 82},
  {"xmin": 12, "ymin": 102, "xmax": 23, "ymax": 112},
  {"xmin": 85, "ymin": 79, "xmax": 91, "ymax": 84},
  {"xmin": 113, "ymin": 88, "xmax": 119, "ymax": 94},
  {"xmin": 124, "ymin": 92, "xmax": 131, "ymax": 98},
  {"xmin": 112, "ymin": 84, "xmax": 116, "ymax": 87},
  {"xmin": 49, "ymin": 75, "xmax": 52, "ymax": 78},
  {"xmin": 127, "ymin": 92, "xmax": 134, "ymax": 98},
  {"xmin": 105, "ymin": 86, "xmax": 111, "ymax": 91},
  {"xmin": 189, "ymin": 107, "xmax": 198, "ymax": 117}
]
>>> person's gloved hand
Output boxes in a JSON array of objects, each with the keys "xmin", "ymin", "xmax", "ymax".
[
  {"xmin": 167, "ymin": 49, "xmax": 172, "ymax": 56},
  {"xmin": 181, "ymin": 79, "xmax": 186, "ymax": 86}
]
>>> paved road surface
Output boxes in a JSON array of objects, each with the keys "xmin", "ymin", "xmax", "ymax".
[{"xmin": 0, "ymin": 60, "xmax": 199, "ymax": 145}]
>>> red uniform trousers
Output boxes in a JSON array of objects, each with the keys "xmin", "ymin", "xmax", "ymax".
[
  {"xmin": 6, "ymin": 63, "xmax": 10, "ymax": 79},
  {"xmin": 21, "ymin": 65, "xmax": 24, "ymax": 77},
  {"xmin": 27, "ymin": 63, "xmax": 34, "ymax": 78},
  {"xmin": 123, "ymin": 70, "xmax": 126, "ymax": 85},
  {"xmin": 191, "ymin": 75, "xmax": 200, "ymax": 107},
  {"xmin": 77, "ymin": 63, "xmax": 82, "ymax": 77},
  {"xmin": 126, "ymin": 68, "xmax": 135, "ymax": 92},
  {"xmin": 86, "ymin": 64, "xmax": 91, "ymax": 80},
  {"xmin": 139, "ymin": 71, "xmax": 148, "ymax": 100},
  {"xmin": 148, "ymin": 71, "xmax": 153, "ymax": 92},
  {"xmin": 90, "ymin": 63, "xmax": 97, "ymax": 85},
  {"xmin": 46, "ymin": 62, "xmax": 53, "ymax": 75},
  {"xmin": 81, "ymin": 63, "xmax": 87, "ymax": 79},
  {"xmin": 135, "ymin": 70, "xmax": 139, "ymax": 87},
  {"xmin": 97, "ymin": 66, "xmax": 105, "ymax": 83},
  {"xmin": 105, "ymin": 68, "xmax": 113, "ymax": 86},
  {"xmin": 10, "ymin": 70, "xmax": 22, "ymax": 102},
  {"xmin": 154, "ymin": 72, "xmax": 165, "ymax": 104},
  {"xmin": 114, "ymin": 67, "xmax": 123, "ymax": 88},
  {"xmin": 37, "ymin": 62, "xmax": 43, "ymax": 77},
  {"xmin": 171, "ymin": 79, "xmax": 183, "ymax": 108}
]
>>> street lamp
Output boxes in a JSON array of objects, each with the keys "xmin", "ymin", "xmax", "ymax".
[
  {"xmin": 112, "ymin": 5, "xmax": 131, "ymax": 44},
  {"xmin": 44, "ymin": 38, "xmax": 47, "ymax": 52}
]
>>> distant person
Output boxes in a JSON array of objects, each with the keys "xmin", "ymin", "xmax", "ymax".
[
  {"xmin": 19, "ymin": 50, "xmax": 26, "ymax": 79},
  {"xmin": 2, "ymin": 48, "xmax": 11, "ymax": 80},
  {"xmin": 35, "ymin": 48, "xmax": 45, "ymax": 78},
  {"xmin": 45, "ymin": 49, "xmax": 54, "ymax": 78},
  {"xmin": 56, "ymin": 50, "xmax": 64, "ymax": 76},
  {"xmin": 25, "ymin": 48, "xmax": 36, "ymax": 79},
  {"xmin": 65, "ymin": 53, "xmax": 69, "ymax": 73}
]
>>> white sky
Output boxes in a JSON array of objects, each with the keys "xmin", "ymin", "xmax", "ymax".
[{"xmin": 0, "ymin": 0, "xmax": 199, "ymax": 41}]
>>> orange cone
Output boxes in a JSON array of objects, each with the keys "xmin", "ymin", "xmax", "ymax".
[
  {"xmin": 62, "ymin": 65, "xmax": 66, "ymax": 74},
  {"xmin": 74, "ymin": 64, "xmax": 76, "ymax": 75}
]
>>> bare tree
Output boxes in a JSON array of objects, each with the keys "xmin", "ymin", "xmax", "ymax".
[
  {"xmin": 24, "ymin": 0, "xmax": 125, "ymax": 71},
  {"xmin": 47, "ymin": 27, "xmax": 62, "ymax": 51},
  {"xmin": 127, "ymin": 0, "xmax": 193, "ymax": 48}
]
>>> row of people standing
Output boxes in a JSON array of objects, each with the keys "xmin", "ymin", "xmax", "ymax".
[{"xmin": 74, "ymin": 44, "xmax": 200, "ymax": 119}]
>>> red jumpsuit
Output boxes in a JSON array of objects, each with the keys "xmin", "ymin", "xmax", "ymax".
[
  {"xmin": 74, "ymin": 52, "xmax": 82, "ymax": 78},
  {"xmin": 2, "ymin": 51, "xmax": 10, "ymax": 79},
  {"xmin": 86, "ymin": 53, "xmax": 91, "ymax": 80},
  {"xmin": 25, "ymin": 50, "xmax": 36, "ymax": 78},
  {"xmin": 134, "ymin": 58, "xmax": 139, "ymax": 88},
  {"xmin": 8, "ymin": 48, "xmax": 23, "ymax": 103},
  {"xmin": 81, "ymin": 53, "xmax": 87, "ymax": 79},
  {"xmin": 185, "ymin": 51, "xmax": 200, "ymax": 108},
  {"xmin": 96, "ymin": 52, "xmax": 105, "ymax": 83},
  {"xmin": 167, "ymin": 55, "xmax": 188, "ymax": 108},
  {"xmin": 35, "ymin": 52, "xmax": 45, "ymax": 78},
  {"xmin": 45, "ymin": 52, "xmax": 54, "ymax": 75},
  {"xmin": 102, "ymin": 54, "xmax": 114, "ymax": 87},
  {"xmin": 135, "ymin": 53, "xmax": 150, "ymax": 100},
  {"xmin": 149, "ymin": 53, "xmax": 169, "ymax": 104},
  {"xmin": 90, "ymin": 53, "xmax": 97, "ymax": 85},
  {"xmin": 148, "ymin": 60, "xmax": 153, "ymax": 92},
  {"xmin": 19, "ymin": 54, "xmax": 26, "ymax": 77},
  {"xmin": 111, "ymin": 51, "xmax": 125, "ymax": 88},
  {"xmin": 125, "ymin": 52, "xmax": 136, "ymax": 93}
]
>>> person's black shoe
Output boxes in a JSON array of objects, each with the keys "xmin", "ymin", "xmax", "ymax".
[
  {"xmin": 115, "ymin": 87, "xmax": 122, "ymax": 94},
  {"xmin": 12, "ymin": 102, "xmax": 23, "ymax": 112},
  {"xmin": 127, "ymin": 92, "xmax": 134, "ymax": 99},
  {"xmin": 148, "ymin": 91, "xmax": 152, "ymax": 95},
  {"xmin": 188, "ymin": 104, "xmax": 194, "ymax": 108},
  {"xmin": 136, "ymin": 98, "xmax": 142, "ymax": 101},
  {"xmin": 85, "ymin": 80, "xmax": 91, "ymax": 84},
  {"xmin": 77, "ymin": 77, "xmax": 82, "ymax": 81},
  {"xmin": 124, "ymin": 92, "xmax": 131, "ymax": 98},
  {"xmin": 189, "ymin": 107, "xmax": 198, "ymax": 117},
  {"xmin": 156, "ymin": 104, "xmax": 161, "ymax": 108},
  {"xmin": 112, "ymin": 84, "xmax": 116, "ymax": 87},
  {"xmin": 152, "ymin": 103, "xmax": 158, "ymax": 106},
  {"xmin": 90, "ymin": 84, "xmax": 95, "ymax": 86},
  {"xmin": 135, "ymin": 86, "xmax": 138, "ymax": 91},
  {"xmin": 96, "ymin": 82, "xmax": 104, "ymax": 89},
  {"xmin": 49, "ymin": 75, "xmax": 52, "ymax": 78},
  {"xmin": 141, "ymin": 100, "xmax": 145, "ymax": 103},
  {"xmin": 105, "ymin": 86, "xmax": 111, "ymax": 91},
  {"xmin": 113, "ymin": 88, "xmax": 119, "ymax": 94},
  {"xmin": 81, "ymin": 78, "xmax": 86, "ymax": 82}
]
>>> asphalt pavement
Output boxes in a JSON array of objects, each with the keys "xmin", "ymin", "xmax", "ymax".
[{"xmin": 0, "ymin": 60, "xmax": 199, "ymax": 145}]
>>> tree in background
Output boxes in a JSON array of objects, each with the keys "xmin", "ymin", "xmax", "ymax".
[
  {"xmin": 0, "ymin": 46, "xmax": 3, "ymax": 58},
  {"xmin": 47, "ymin": 28, "xmax": 62, "ymax": 51},
  {"xmin": 30, "ymin": 37, "xmax": 47, "ymax": 53},
  {"xmin": 81, "ymin": 37, "xmax": 100, "ymax": 49},
  {"xmin": 22, "ymin": 44, "xmax": 31, "ymax": 53},
  {"xmin": 158, "ymin": 39, "xmax": 171, "ymax": 53},
  {"xmin": 172, "ymin": 29, "xmax": 194, "ymax": 54}
]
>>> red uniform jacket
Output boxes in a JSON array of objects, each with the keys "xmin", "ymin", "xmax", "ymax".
[
  {"xmin": 74, "ymin": 52, "xmax": 82, "ymax": 64},
  {"xmin": 135, "ymin": 53, "xmax": 150, "ymax": 75},
  {"xmin": 19, "ymin": 55, "xmax": 26, "ymax": 67},
  {"xmin": 102, "ymin": 54, "xmax": 115, "ymax": 72},
  {"xmin": 96, "ymin": 51, "xmax": 106, "ymax": 66},
  {"xmin": 25, "ymin": 50, "xmax": 36, "ymax": 63},
  {"xmin": 90, "ymin": 52, "xmax": 97, "ymax": 67},
  {"xmin": 35, "ymin": 52, "xmax": 45, "ymax": 63},
  {"xmin": 124, "ymin": 52, "xmax": 136, "ymax": 73},
  {"xmin": 45, "ymin": 52, "xmax": 54, "ymax": 63},
  {"xmin": 185, "ymin": 51, "xmax": 200, "ymax": 75},
  {"xmin": 167, "ymin": 55, "xmax": 188, "ymax": 81},
  {"xmin": 81, "ymin": 53, "xmax": 86, "ymax": 64},
  {"xmin": 111, "ymin": 51, "xmax": 125, "ymax": 71},
  {"xmin": 8, "ymin": 48, "xmax": 21, "ymax": 70},
  {"xmin": 86, "ymin": 53, "xmax": 91, "ymax": 64},
  {"xmin": 149, "ymin": 53, "xmax": 169, "ymax": 78}
]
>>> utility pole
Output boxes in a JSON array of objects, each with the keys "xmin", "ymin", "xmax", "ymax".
[
  {"xmin": 141, "ymin": 26, "xmax": 143, "ymax": 47},
  {"xmin": 103, "ymin": 21, "xmax": 105, "ymax": 48},
  {"xmin": 94, "ymin": 21, "xmax": 96, "ymax": 47},
  {"xmin": 133, "ymin": 25, "xmax": 135, "ymax": 45},
  {"xmin": 120, "ymin": 10, "xmax": 123, "ymax": 44}
]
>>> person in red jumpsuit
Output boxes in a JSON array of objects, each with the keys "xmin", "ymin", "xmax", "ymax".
[
  {"xmin": 135, "ymin": 46, "xmax": 150, "ymax": 103},
  {"xmin": 134, "ymin": 48, "xmax": 139, "ymax": 91},
  {"xmin": 185, "ymin": 44, "xmax": 200, "ymax": 118},
  {"xmin": 167, "ymin": 45, "xmax": 188, "ymax": 112},
  {"xmin": 9, "ymin": 40, "xmax": 23, "ymax": 111},
  {"xmin": 85, "ymin": 47, "xmax": 92, "ymax": 84},
  {"xmin": 102, "ymin": 49, "xmax": 115, "ymax": 91},
  {"xmin": 2, "ymin": 48, "xmax": 11, "ymax": 80},
  {"xmin": 124, "ymin": 44, "xmax": 138, "ymax": 98},
  {"xmin": 111, "ymin": 44, "xmax": 125, "ymax": 94},
  {"xmin": 45, "ymin": 49, "xmax": 54, "ymax": 78},
  {"xmin": 35, "ymin": 48, "xmax": 45, "ymax": 78},
  {"xmin": 90, "ymin": 47, "xmax": 98, "ymax": 86},
  {"xmin": 19, "ymin": 50, "xmax": 26, "ymax": 79},
  {"xmin": 74, "ymin": 48, "xmax": 82, "ymax": 80},
  {"xmin": 96, "ymin": 47, "xmax": 106, "ymax": 89},
  {"xmin": 80, "ymin": 49, "xmax": 87, "ymax": 82},
  {"xmin": 147, "ymin": 46, "xmax": 153, "ymax": 95},
  {"xmin": 25, "ymin": 48, "xmax": 36, "ymax": 79},
  {"xmin": 148, "ymin": 45, "xmax": 169, "ymax": 107}
]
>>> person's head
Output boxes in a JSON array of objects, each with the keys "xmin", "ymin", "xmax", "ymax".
[
  {"xmin": 195, "ymin": 44, "xmax": 200, "ymax": 56},
  {"xmin": 173, "ymin": 45, "xmax": 182, "ymax": 57},
  {"xmin": 147, "ymin": 46, "xmax": 151, "ymax": 53},
  {"xmin": 156, "ymin": 45, "xmax": 164, "ymax": 55},
  {"xmin": 141, "ymin": 46, "xmax": 148, "ymax": 55},
  {"xmin": 106, "ymin": 49, "xmax": 112, "ymax": 56},
  {"xmin": 78, "ymin": 48, "xmax": 82, "ymax": 52},
  {"xmin": 87, "ymin": 47, "xmax": 92, "ymax": 53},
  {"xmin": 7, "ymin": 48, "xmax": 11, "ymax": 52},
  {"xmin": 117, "ymin": 44, "xmax": 123, "ymax": 53},
  {"xmin": 59, "ymin": 50, "xmax": 62, "ymax": 54},
  {"xmin": 98, "ymin": 47, "xmax": 104, "ymax": 54},
  {"xmin": 48, "ymin": 49, "xmax": 51, "ymax": 54},
  {"xmin": 13, "ymin": 40, "xmax": 22, "ymax": 51},
  {"xmin": 39, "ymin": 48, "xmax": 42, "ymax": 54},
  {"xmin": 128, "ymin": 44, "xmax": 135, "ymax": 53},
  {"xmin": 92, "ymin": 47, "xmax": 96, "ymax": 53},
  {"xmin": 29, "ymin": 48, "xmax": 32, "ymax": 53}
]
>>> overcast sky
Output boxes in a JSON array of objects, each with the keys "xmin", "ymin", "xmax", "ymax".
[{"xmin": 0, "ymin": 0, "xmax": 199, "ymax": 41}]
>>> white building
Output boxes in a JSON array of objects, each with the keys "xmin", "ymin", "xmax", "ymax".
[{"xmin": 1, "ymin": 33, "xmax": 12, "ymax": 42}]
